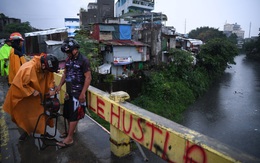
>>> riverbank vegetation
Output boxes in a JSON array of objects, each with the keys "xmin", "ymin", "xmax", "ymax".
[
  {"xmin": 0, "ymin": 18, "xmax": 254, "ymax": 128},
  {"xmin": 1, "ymin": 23, "xmax": 239, "ymax": 128},
  {"xmin": 76, "ymin": 27, "xmax": 239, "ymax": 129},
  {"xmin": 132, "ymin": 37, "xmax": 238, "ymax": 122},
  {"xmin": 244, "ymin": 34, "xmax": 260, "ymax": 60}
]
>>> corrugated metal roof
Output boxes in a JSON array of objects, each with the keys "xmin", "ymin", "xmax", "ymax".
[
  {"xmin": 187, "ymin": 39, "xmax": 203, "ymax": 45},
  {"xmin": 100, "ymin": 40, "xmax": 150, "ymax": 47},
  {"xmin": 25, "ymin": 27, "xmax": 68, "ymax": 37},
  {"xmin": 45, "ymin": 40, "xmax": 63, "ymax": 46}
]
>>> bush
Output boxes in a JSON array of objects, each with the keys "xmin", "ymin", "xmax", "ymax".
[
  {"xmin": 133, "ymin": 39, "xmax": 238, "ymax": 122},
  {"xmin": 197, "ymin": 38, "xmax": 238, "ymax": 77}
]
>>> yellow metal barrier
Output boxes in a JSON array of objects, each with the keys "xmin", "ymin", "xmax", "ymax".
[
  {"xmin": 54, "ymin": 73, "xmax": 259, "ymax": 163},
  {"xmin": 54, "ymin": 71, "xmax": 66, "ymax": 104}
]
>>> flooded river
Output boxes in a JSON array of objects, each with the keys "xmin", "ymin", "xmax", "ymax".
[{"xmin": 180, "ymin": 54, "xmax": 260, "ymax": 158}]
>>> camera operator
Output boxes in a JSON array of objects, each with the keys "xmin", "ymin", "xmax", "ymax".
[{"xmin": 3, "ymin": 53, "xmax": 59, "ymax": 141}]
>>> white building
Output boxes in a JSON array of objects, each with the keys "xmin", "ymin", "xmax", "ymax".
[
  {"xmin": 65, "ymin": 18, "xmax": 80, "ymax": 37},
  {"xmin": 224, "ymin": 23, "xmax": 245, "ymax": 39},
  {"xmin": 115, "ymin": 0, "xmax": 155, "ymax": 17},
  {"xmin": 99, "ymin": 40, "xmax": 149, "ymax": 77}
]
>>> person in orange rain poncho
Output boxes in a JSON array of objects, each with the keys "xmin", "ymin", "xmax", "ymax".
[
  {"xmin": 3, "ymin": 53, "xmax": 59, "ymax": 141},
  {"xmin": 8, "ymin": 32, "xmax": 27, "ymax": 85}
]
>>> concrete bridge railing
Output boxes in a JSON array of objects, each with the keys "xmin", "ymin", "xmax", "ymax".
[{"xmin": 54, "ymin": 72, "xmax": 259, "ymax": 163}]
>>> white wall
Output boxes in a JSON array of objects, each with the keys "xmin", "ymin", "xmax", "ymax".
[
  {"xmin": 104, "ymin": 46, "xmax": 147, "ymax": 77},
  {"xmin": 113, "ymin": 46, "xmax": 146, "ymax": 61}
]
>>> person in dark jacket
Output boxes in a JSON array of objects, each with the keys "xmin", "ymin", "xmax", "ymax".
[{"xmin": 56, "ymin": 38, "xmax": 91, "ymax": 148}]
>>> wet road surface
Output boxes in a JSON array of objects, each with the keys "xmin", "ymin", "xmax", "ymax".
[{"xmin": 0, "ymin": 76, "xmax": 166, "ymax": 163}]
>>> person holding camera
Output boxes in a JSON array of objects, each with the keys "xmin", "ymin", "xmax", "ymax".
[{"xmin": 3, "ymin": 53, "xmax": 59, "ymax": 141}]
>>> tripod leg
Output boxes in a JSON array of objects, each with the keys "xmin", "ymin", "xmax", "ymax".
[
  {"xmin": 53, "ymin": 115, "xmax": 58, "ymax": 137},
  {"xmin": 134, "ymin": 141, "xmax": 148, "ymax": 161},
  {"xmin": 85, "ymin": 107, "xmax": 91, "ymax": 116},
  {"xmin": 63, "ymin": 116, "xmax": 67, "ymax": 133},
  {"xmin": 33, "ymin": 113, "xmax": 45, "ymax": 138}
]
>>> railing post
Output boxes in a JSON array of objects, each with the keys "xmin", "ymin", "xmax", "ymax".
[
  {"xmin": 109, "ymin": 91, "xmax": 131, "ymax": 157},
  {"xmin": 110, "ymin": 125, "xmax": 131, "ymax": 157}
]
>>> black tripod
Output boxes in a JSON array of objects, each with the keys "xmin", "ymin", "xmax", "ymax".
[{"xmin": 33, "ymin": 93, "xmax": 65, "ymax": 150}]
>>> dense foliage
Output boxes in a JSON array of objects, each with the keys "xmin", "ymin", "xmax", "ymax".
[
  {"xmin": 74, "ymin": 30, "xmax": 102, "ymax": 86},
  {"xmin": 244, "ymin": 34, "xmax": 260, "ymax": 60},
  {"xmin": 1, "ymin": 14, "xmax": 242, "ymax": 129},
  {"xmin": 132, "ymin": 50, "xmax": 200, "ymax": 121},
  {"xmin": 3, "ymin": 22, "xmax": 34, "ymax": 35},
  {"xmin": 196, "ymin": 38, "xmax": 238, "ymax": 76},
  {"xmin": 188, "ymin": 26, "xmax": 226, "ymax": 43},
  {"xmin": 133, "ymin": 37, "xmax": 238, "ymax": 122},
  {"xmin": 0, "ymin": 14, "xmax": 37, "ymax": 38}
]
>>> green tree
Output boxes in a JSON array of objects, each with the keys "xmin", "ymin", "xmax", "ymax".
[
  {"xmin": 188, "ymin": 26, "xmax": 226, "ymax": 43},
  {"xmin": 165, "ymin": 49, "xmax": 195, "ymax": 81},
  {"xmin": 244, "ymin": 34, "xmax": 260, "ymax": 60},
  {"xmin": 133, "ymin": 49, "xmax": 197, "ymax": 121},
  {"xmin": 197, "ymin": 38, "xmax": 238, "ymax": 77},
  {"xmin": 133, "ymin": 37, "xmax": 238, "ymax": 122},
  {"xmin": 0, "ymin": 13, "xmax": 40, "ymax": 38},
  {"xmin": 227, "ymin": 33, "xmax": 238, "ymax": 45},
  {"xmin": 3, "ymin": 22, "xmax": 34, "ymax": 36},
  {"xmin": 166, "ymin": 49, "xmax": 210, "ymax": 97},
  {"xmin": 74, "ymin": 30, "xmax": 102, "ymax": 86}
]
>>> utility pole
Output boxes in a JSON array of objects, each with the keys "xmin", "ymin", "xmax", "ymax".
[
  {"xmin": 249, "ymin": 22, "xmax": 251, "ymax": 38},
  {"xmin": 151, "ymin": 12, "xmax": 157, "ymax": 65},
  {"xmin": 184, "ymin": 18, "xmax": 186, "ymax": 34}
]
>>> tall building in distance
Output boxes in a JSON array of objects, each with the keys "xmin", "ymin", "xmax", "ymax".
[
  {"xmin": 115, "ymin": 0, "xmax": 155, "ymax": 17},
  {"xmin": 223, "ymin": 22, "xmax": 245, "ymax": 48},
  {"xmin": 223, "ymin": 22, "xmax": 245, "ymax": 39},
  {"xmin": 78, "ymin": 0, "xmax": 114, "ymax": 30}
]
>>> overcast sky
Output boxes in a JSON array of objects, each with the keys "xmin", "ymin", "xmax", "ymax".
[{"xmin": 1, "ymin": 0, "xmax": 259, "ymax": 37}]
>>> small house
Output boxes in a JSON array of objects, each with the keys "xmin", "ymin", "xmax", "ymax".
[
  {"xmin": 182, "ymin": 38, "xmax": 203, "ymax": 53},
  {"xmin": 90, "ymin": 23, "xmax": 132, "ymax": 41},
  {"xmin": 24, "ymin": 28, "xmax": 68, "ymax": 57},
  {"xmin": 99, "ymin": 40, "xmax": 149, "ymax": 78},
  {"xmin": 91, "ymin": 23, "xmax": 150, "ymax": 78}
]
